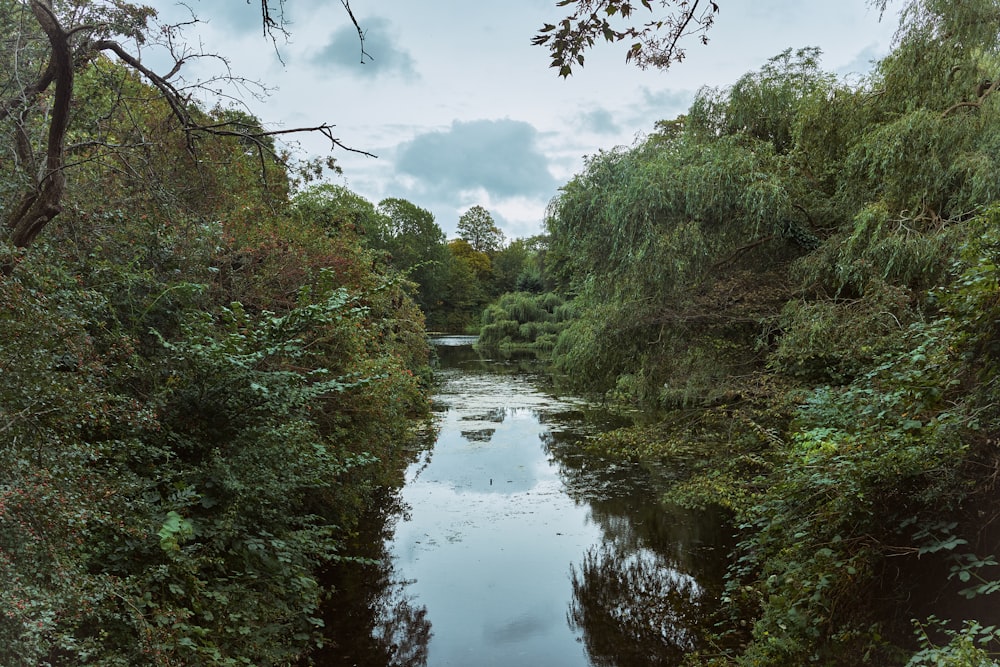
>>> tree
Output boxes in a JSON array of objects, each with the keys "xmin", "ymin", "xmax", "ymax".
[
  {"xmin": 0, "ymin": 0, "xmax": 367, "ymax": 251},
  {"xmin": 448, "ymin": 237, "xmax": 492, "ymax": 281},
  {"xmin": 540, "ymin": 2, "xmax": 1000, "ymax": 663},
  {"xmin": 375, "ymin": 197, "xmax": 451, "ymax": 312},
  {"xmin": 492, "ymin": 235, "xmax": 549, "ymax": 295},
  {"xmin": 457, "ymin": 204, "xmax": 505, "ymax": 254},
  {"xmin": 440, "ymin": 239, "xmax": 489, "ymax": 324},
  {"xmin": 292, "ymin": 183, "xmax": 385, "ymax": 236},
  {"xmin": 544, "ymin": 45, "xmax": 841, "ymax": 401}
]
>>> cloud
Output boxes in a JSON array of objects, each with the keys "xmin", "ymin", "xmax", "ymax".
[
  {"xmin": 835, "ymin": 42, "xmax": 886, "ymax": 78},
  {"xmin": 640, "ymin": 87, "xmax": 697, "ymax": 118},
  {"xmin": 578, "ymin": 108, "xmax": 620, "ymax": 134},
  {"xmin": 178, "ymin": 0, "xmax": 289, "ymax": 35},
  {"xmin": 395, "ymin": 119, "xmax": 557, "ymax": 200},
  {"xmin": 310, "ymin": 17, "xmax": 417, "ymax": 78}
]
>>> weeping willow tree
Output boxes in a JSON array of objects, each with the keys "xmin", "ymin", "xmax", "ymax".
[
  {"xmin": 547, "ymin": 48, "xmax": 831, "ymax": 405},
  {"xmin": 772, "ymin": 0, "xmax": 1000, "ymax": 380},
  {"xmin": 548, "ymin": 0, "xmax": 1000, "ymax": 397}
]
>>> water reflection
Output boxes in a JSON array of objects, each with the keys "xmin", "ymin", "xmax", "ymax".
[
  {"xmin": 313, "ymin": 487, "xmax": 432, "ymax": 666},
  {"xmin": 314, "ymin": 337, "xmax": 731, "ymax": 666},
  {"xmin": 543, "ymin": 424, "xmax": 733, "ymax": 666},
  {"xmin": 569, "ymin": 546, "xmax": 701, "ymax": 667}
]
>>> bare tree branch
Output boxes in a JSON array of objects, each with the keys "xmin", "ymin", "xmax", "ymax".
[
  {"xmin": 0, "ymin": 59, "xmax": 55, "ymax": 123},
  {"xmin": 340, "ymin": 0, "xmax": 373, "ymax": 64}
]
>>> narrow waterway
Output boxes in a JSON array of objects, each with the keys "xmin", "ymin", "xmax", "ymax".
[{"xmin": 316, "ymin": 336, "xmax": 732, "ymax": 666}]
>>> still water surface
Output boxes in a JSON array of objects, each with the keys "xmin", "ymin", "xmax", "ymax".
[{"xmin": 318, "ymin": 336, "xmax": 731, "ymax": 666}]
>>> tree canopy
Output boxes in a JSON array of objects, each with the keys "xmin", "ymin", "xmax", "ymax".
[
  {"xmin": 457, "ymin": 204, "xmax": 505, "ymax": 254},
  {"xmin": 0, "ymin": 5, "xmax": 431, "ymax": 664}
]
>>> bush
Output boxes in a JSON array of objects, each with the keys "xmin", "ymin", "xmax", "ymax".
[
  {"xmin": 0, "ymin": 198, "xmax": 431, "ymax": 665},
  {"xmin": 476, "ymin": 291, "xmax": 574, "ymax": 352}
]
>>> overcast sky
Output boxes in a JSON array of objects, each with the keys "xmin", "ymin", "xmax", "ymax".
[{"xmin": 145, "ymin": 1, "xmax": 901, "ymax": 240}]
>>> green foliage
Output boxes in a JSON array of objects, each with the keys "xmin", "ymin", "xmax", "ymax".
[
  {"xmin": 476, "ymin": 291, "xmax": 570, "ymax": 351},
  {"xmin": 492, "ymin": 237, "xmax": 540, "ymax": 294},
  {"xmin": 842, "ymin": 109, "xmax": 1000, "ymax": 224},
  {"xmin": 0, "ymin": 216, "xmax": 431, "ymax": 665},
  {"xmin": 0, "ymin": 7, "xmax": 434, "ymax": 665},
  {"xmin": 457, "ymin": 205, "xmax": 505, "ymax": 254},
  {"xmin": 292, "ymin": 184, "xmax": 384, "ymax": 236},
  {"xmin": 877, "ymin": 0, "xmax": 1000, "ymax": 115},
  {"xmin": 372, "ymin": 198, "xmax": 450, "ymax": 314},
  {"xmin": 547, "ymin": 133, "xmax": 792, "ymax": 301},
  {"xmin": 0, "ymin": 83, "xmax": 431, "ymax": 665},
  {"xmin": 908, "ymin": 618, "xmax": 1000, "ymax": 666},
  {"xmin": 532, "ymin": 0, "xmax": 719, "ymax": 75},
  {"xmin": 689, "ymin": 47, "xmax": 835, "ymax": 154},
  {"xmin": 938, "ymin": 206, "xmax": 1000, "ymax": 364},
  {"xmin": 771, "ymin": 279, "xmax": 918, "ymax": 382},
  {"xmin": 544, "ymin": 46, "xmax": 827, "ymax": 405},
  {"xmin": 543, "ymin": 2, "xmax": 1000, "ymax": 664},
  {"xmin": 713, "ymin": 248, "xmax": 1000, "ymax": 664}
]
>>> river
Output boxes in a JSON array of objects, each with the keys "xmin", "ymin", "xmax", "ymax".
[{"xmin": 314, "ymin": 335, "xmax": 733, "ymax": 666}]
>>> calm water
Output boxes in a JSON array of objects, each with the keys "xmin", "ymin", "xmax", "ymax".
[{"xmin": 315, "ymin": 336, "xmax": 732, "ymax": 666}]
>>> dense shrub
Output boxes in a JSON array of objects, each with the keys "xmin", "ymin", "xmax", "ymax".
[
  {"xmin": 476, "ymin": 291, "xmax": 572, "ymax": 351},
  {"xmin": 0, "ymin": 197, "xmax": 430, "ymax": 667}
]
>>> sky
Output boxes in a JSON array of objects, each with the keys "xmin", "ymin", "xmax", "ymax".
[{"xmin": 144, "ymin": 1, "xmax": 902, "ymax": 240}]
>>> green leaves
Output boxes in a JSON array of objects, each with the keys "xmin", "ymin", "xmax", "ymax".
[
  {"xmin": 910, "ymin": 617, "xmax": 1000, "ymax": 666},
  {"xmin": 457, "ymin": 205, "xmax": 505, "ymax": 254},
  {"xmin": 157, "ymin": 511, "xmax": 195, "ymax": 552},
  {"xmin": 533, "ymin": 0, "xmax": 720, "ymax": 75},
  {"xmin": 0, "ymin": 172, "xmax": 433, "ymax": 664},
  {"xmin": 536, "ymin": 2, "xmax": 1000, "ymax": 665}
]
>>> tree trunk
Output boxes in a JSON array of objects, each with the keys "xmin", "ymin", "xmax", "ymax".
[{"xmin": 3, "ymin": 0, "xmax": 71, "ymax": 248}]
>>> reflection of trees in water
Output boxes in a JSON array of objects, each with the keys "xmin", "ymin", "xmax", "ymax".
[
  {"xmin": 371, "ymin": 577, "xmax": 432, "ymax": 667},
  {"xmin": 309, "ymin": 488, "xmax": 432, "ymax": 666},
  {"xmin": 541, "ymin": 429, "xmax": 733, "ymax": 667},
  {"xmin": 317, "ymin": 564, "xmax": 431, "ymax": 666},
  {"xmin": 434, "ymin": 342, "xmax": 543, "ymax": 375},
  {"xmin": 313, "ymin": 344, "xmax": 733, "ymax": 666},
  {"xmin": 569, "ymin": 545, "xmax": 703, "ymax": 667}
]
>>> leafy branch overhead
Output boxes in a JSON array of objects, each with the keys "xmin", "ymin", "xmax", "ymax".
[
  {"xmin": 533, "ymin": 0, "xmax": 895, "ymax": 76},
  {"xmin": 533, "ymin": 0, "xmax": 720, "ymax": 76}
]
